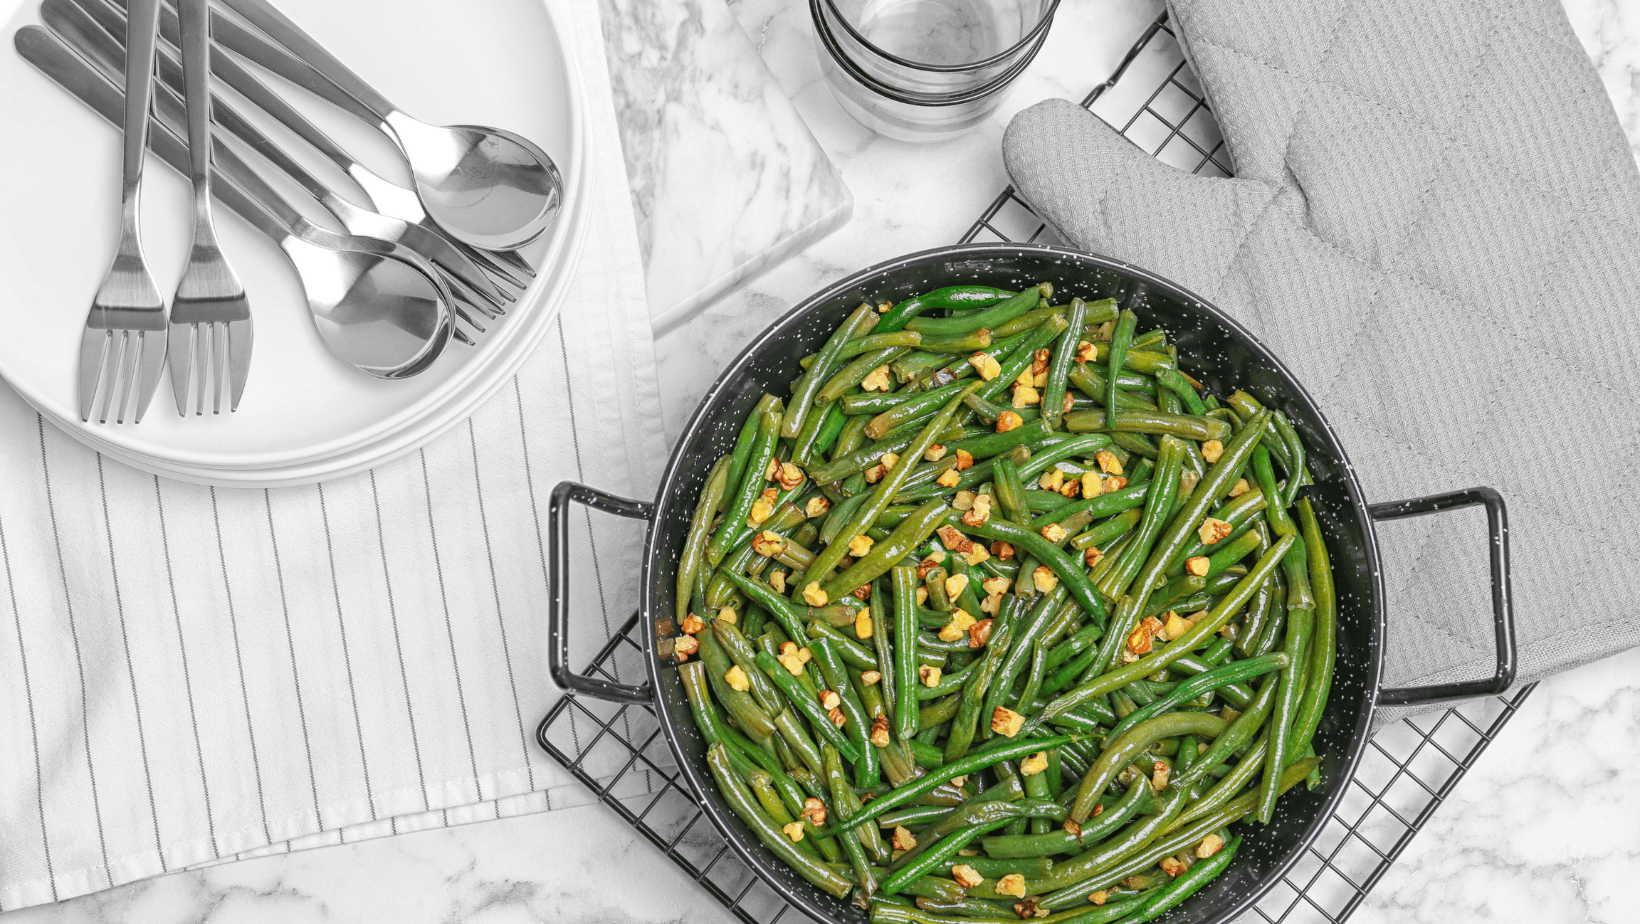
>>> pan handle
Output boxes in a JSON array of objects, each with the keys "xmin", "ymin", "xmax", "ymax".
[
  {"xmin": 1368, "ymin": 486, "xmax": 1517, "ymax": 707},
  {"xmin": 548, "ymin": 481, "xmax": 655, "ymax": 704}
]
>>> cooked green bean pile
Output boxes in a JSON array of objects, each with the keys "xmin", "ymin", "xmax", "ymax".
[{"xmin": 669, "ymin": 283, "xmax": 1337, "ymax": 922}]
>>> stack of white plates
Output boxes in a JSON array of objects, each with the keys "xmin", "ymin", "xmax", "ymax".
[{"xmin": 0, "ymin": 0, "xmax": 588, "ymax": 486}]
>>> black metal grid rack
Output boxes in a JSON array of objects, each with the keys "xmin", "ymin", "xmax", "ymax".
[{"xmin": 536, "ymin": 15, "xmax": 1539, "ymax": 924}]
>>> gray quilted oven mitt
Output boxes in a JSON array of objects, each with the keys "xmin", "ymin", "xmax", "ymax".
[{"xmin": 1004, "ymin": 0, "xmax": 1640, "ymax": 725}]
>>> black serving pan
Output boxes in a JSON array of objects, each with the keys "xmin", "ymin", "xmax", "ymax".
[{"xmin": 546, "ymin": 243, "xmax": 1516, "ymax": 924}]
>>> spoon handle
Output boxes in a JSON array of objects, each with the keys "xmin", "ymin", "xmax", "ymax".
[{"xmin": 212, "ymin": 0, "xmax": 397, "ymax": 124}]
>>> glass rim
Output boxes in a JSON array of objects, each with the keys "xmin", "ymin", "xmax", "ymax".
[
  {"xmin": 816, "ymin": 0, "xmax": 1062, "ymax": 74},
  {"xmin": 812, "ymin": 0, "xmax": 1048, "ymax": 107}
]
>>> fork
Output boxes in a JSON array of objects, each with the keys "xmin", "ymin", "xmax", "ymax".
[
  {"xmin": 79, "ymin": 0, "xmax": 165, "ymax": 424},
  {"xmin": 166, "ymin": 0, "xmax": 249, "ymax": 414}
]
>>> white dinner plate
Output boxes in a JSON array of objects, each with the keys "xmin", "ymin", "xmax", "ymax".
[{"xmin": 0, "ymin": 0, "xmax": 585, "ymax": 472}]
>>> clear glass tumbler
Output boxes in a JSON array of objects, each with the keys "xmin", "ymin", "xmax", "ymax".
[{"xmin": 811, "ymin": 0, "xmax": 1060, "ymax": 142}]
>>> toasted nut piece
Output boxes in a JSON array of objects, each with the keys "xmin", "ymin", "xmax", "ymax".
[
  {"xmin": 1102, "ymin": 475, "xmax": 1128, "ymax": 493},
  {"xmin": 1014, "ymin": 899, "xmax": 1047, "ymax": 919},
  {"xmin": 778, "ymin": 652, "xmax": 805, "ymax": 676},
  {"xmin": 1164, "ymin": 611, "xmax": 1195, "ymax": 640},
  {"xmin": 861, "ymin": 365, "xmax": 892, "ymax": 392},
  {"xmin": 969, "ymin": 618, "xmax": 994, "ymax": 648},
  {"xmin": 769, "ymin": 571, "xmax": 786, "ymax": 593},
  {"xmin": 944, "ymin": 572, "xmax": 970, "ymax": 600},
  {"xmin": 1058, "ymin": 477, "xmax": 1080, "ymax": 499},
  {"xmin": 1197, "ymin": 833, "xmax": 1226, "ymax": 859},
  {"xmin": 1020, "ymin": 751, "xmax": 1049, "ymax": 776},
  {"xmin": 1229, "ymin": 478, "xmax": 1251, "ymax": 498},
  {"xmin": 765, "ymin": 458, "xmax": 781, "ymax": 481},
  {"xmin": 870, "ymin": 713, "xmax": 891, "ymax": 747},
  {"xmin": 782, "ymin": 821, "xmax": 806, "ymax": 842},
  {"xmin": 926, "ymin": 444, "xmax": 949, "ymax": 462},
  {"xmin": 855, "ymin": 609, "xmax": 874, "ymax": 639},
  {"xmin": 1151, "ymin": 760, "xmax": 1170, "ymax": 791},
  {"xmin": 1062, "ymin": 392, "xmax": 1076, "ymax": 414},
  {"xmin": 919, "ymin": 664, "xmax": 943, "ymax": 687},
  {"xmin": 752, "ymin": 530, "xmax": 787, "ymax": 557},
  {"xmin": 674, "ymin": 635, "xmax": 699, "ymax": 660},
  {"xmin": 916, "ymin": 586, "xmax": 930, "ymax": 606},
  {"xmin": 996, "ymin": 411, "xmax": 1024, "ymax": 432},
  {"xmin": 801, "ymin": 797, "xmax": 827, "ymax": 827},
  {"xmin": 991, "ymin": 540, "xmax": 1016, "ymax": 560},
  {"xmin": 949, "ymin": 609, "xmax": 976, "ymax": 632},
  {"xmin": 681, "ymin": 613, "xmax": 705, "ymax": 635},
  {"xmin": 1084, "ymin": 546, "xmax": 1105, "ymax": 567},
  {"xmin": 1015, "ymin": 367, "xmax": 1036, "ymax": 388},
  {"xmin": 1096, "ymin": 451, "xmax": 1123, "ymax": 476},
  {"xmin": 803, "ymin": 582, "xmax": 829, "ymax": 606},
  {"xmin": 1160, "ymin": 856, "xmax": 1186, "ymax": 877},
  {"xmin": 1088, "ymin": 890, "xmax": 1109, "ymax": 905},
  {"xmin": 1033, "ymin": 566, "xmax": 1059, "ymax": 593},
  {"xmin": 955, "ymin": 450, "xmax": 975, "ymax": 471},
  {"xmin": 916, "ymin": 551, "xmax": 947, "ymax": 580},
  {"xmin": 938, "ymin": 623, "xmax": 964, "ymax": 643},
  {"xmin": 1201, "ymin": 440, "xmax": 1225, "ymax": 464},
  {"xmin": 892, "ymin": 825, "xmax": 918, "ymax": 851},
  {"xmin": 726, "ymin": 666, "xmax": 750, "ymax": 692},
  {"xmin": 861, "ymin": 670, "xmax": 882, "ymax": 686},
  {"xmin": 880, "ymin": 451, "xmax": 901, "ymax": 472},
  {"xmin": 952, "ymin": 490, "xmax": 976, "ymax": 512},
  {"xmin": 1074, "ymin": 340, "xmax": 1097, "ymax": 363},
  {"xmin": 951, "ymin": 865, "xmax": 985, "ymax": 889},
  {"xmin": 979, "ymin": 593, "xmax": 1002, "ymax": 615},
  {"xmin": 1034, "ymin": 372, "xmax": 1050, "ymax": 389},
  {"xmin": 962, "ymin": 494, "xmax": 992, "ymax": 527},
  {"xmin": 1180, "ymin": 470, "xmax": 1202, "ymax": 498},
  {"xmin": 981, "ymin": 576, "xmax": 1011, "ymax": 596},
  {"xmin": 877, "ymin": 301, "xmax": 893, "ymax": 313},
  {"xmin": 1041, "ymin": 523, "xmax": 1069, "ymax": 543},
  {"xmin": 1120, "ymin": 648, "xmax": 1140, "ymax": 664},
  {"xmin": 748, "ymin": 490, "xmax": 778, "ymax": 527},
  {"xmin": 804, "ymin": 496, "xmax": 832, "ymax": 519},
  {"xmin": 1063, "ymin": 819, "xmax": 1082, "ymax": 837},
  {"xmin": 819, "ymin": 689, "xmax": 841, "ymax": 710},
  {"xmin": 1197, "ymin": 518, "xmax": 1233, "ymax": 545},
  {"xmin": 1039, "ymin": 469, "xmax": 1065, "ymax": 492},
  {"xmin": 863, "ymin": 463, "xmax": 887, "ymax": 483},
  {"xmin": 1185, "ymin": 556, "xmax": 1211, "ymax": 577},
  {"xmin": 936, "ymin": 467, "xmax": 963, "ymax": 488},
  {"xmin": 798, "ymin": 646, "xmax": 813, "ymax": 663},
  {"xmin": 827, "ymin": 707, "xmax": 847, "ymax": 728},
  {"xmin": 991, "ymin": 706, "xmax": 1025, "ymax": 737},
  {"xmin": 996, "ymin": 873, "xmax": 1027, "ymax": 898},
  {"xmin": 937, "ymin": 525, "xmax": 975, "ymax": 553},
  {"xmin": 777, "ymin": 462, "xmax": 805, "ymax": 491},
  {"xmin": 849, "ymin": 534, "xmax": 875, "ymax": 557},
  {"xmin": 1031, "ymin": 348, "xmax": 1052, "ymax": 376},
  {"xmin": 1012, "ymin": 385, "xmax": 1041, "ymax": 408},
  {"xmin": 1126, "ymin": 621, "xmax": 1155, "ymax": 656},
  {"xmin": 1081, "ymin": 471, "xmax": 1103, "ymax": 498},
  {"xmin": 969, "ymin": 352, "xmax": 1002, "ymax": 381}
]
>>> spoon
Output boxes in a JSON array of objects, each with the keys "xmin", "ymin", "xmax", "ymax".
[
  {"xmin": 211, "ymin": 0, "xmax": 562, "ymax": 252},
  {"xmin": 17, "ymin": 24, "xmax": 452, "ymax": 378},
  {"xmin": 43, "ymin": 0, "xmax": 504, "ymax": 331}
]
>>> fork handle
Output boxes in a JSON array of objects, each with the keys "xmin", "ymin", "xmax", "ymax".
[
  {"xmin": 212, "ymin": 0, "xmax": 397, "ymax": 125},
  {"xmin": 120, "ymin": 0, "xmax": 159, "ymax": 214},
  {"xmin": 176, "ymin": 0, "xmax": 212, "ymax": 219}
]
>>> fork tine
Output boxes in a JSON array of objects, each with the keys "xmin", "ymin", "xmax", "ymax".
[
  {"xmin": 78, "ymin": 327, "xmax": 110, "ymax": 422},
  {"xmin": 131, "ymin": 328, "xmax": 166, "ymax": 423},
  {"xmin": 226, "ymin": 318, "xmax": 253, "ymax": 412},
  {"xmin": 210, "ymin": 322, "xmax": 226, "ymax": 415},
  {"xmin": 106, "ymin": 330, "xmax": 135, "ymax": 424},
  {"xmin": 169, "ymin": 321, "xmax": 194, "ymax": 416}
]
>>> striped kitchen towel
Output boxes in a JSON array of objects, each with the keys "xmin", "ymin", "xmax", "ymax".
[{"xmin": 0, "ymin": 0, "xmax": 667, "ymax": 910}]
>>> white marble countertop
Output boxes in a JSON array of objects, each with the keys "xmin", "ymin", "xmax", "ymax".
[{"xmin": 6, "ymin": 0, "xmax": 1637, "ymax": 922}]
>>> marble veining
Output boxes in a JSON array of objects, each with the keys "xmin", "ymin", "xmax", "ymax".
[
  {"xmin": 3, "ymin": 0, "xmax": 1636, "ymax": 920},
  {"xmin": 599, "ymin": 0, "xmax": 851, "ymax": 333}
]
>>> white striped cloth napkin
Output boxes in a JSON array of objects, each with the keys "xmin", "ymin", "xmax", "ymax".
[{"xmin": 0, "ymin": 0, "xmax": 666, "ymax": 910}]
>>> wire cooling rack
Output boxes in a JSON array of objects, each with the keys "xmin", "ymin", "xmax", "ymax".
[{"xmin": 536, "ymin": 15, "xmax": 1538, "ymax": 924}]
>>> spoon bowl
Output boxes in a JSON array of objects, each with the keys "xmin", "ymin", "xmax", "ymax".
[
  {"xmin": 389, "ymin": 115, "xmax": 563, "ymax": 252},
  {"xmin": 284, "ymin": 236, "xmax": 451, "ymax": 378}
]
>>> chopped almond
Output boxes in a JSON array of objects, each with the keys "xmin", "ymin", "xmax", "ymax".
[
  {"xmin": 1041, "ymin": 523, "xmax": 1069, "ymax": 544},
  {"xmin": 1197, "ymin": 517, "xmax": 1233, "ymax": 545},
  {"xmin": 674, "ymin": 635, "xmax": 698, "ymax": 660},
  {"xmin": 1160, "ymin": 856, "xmax": 1186, "ymax": 877},
  {"xmin": 1201, "ymin": 439, "xmax": 1224, "ymax": 464},
  {"xmin": 1012, "ymin": 385, "xmax": 1041, "ymax": 408},
  {"xmin": 892, "ymin": 826, "xmax": 917, "ymax": 852},
  {"xmin": 765, "ymin": 458, "xmax": 780, "ymax": 481},
  {"xmin": 849, "ymin": 534, "xmax": 875, "ymax": 557},
  {"xmin": 877, "ymin": 301, "xmax": 892, "ymax": 313},
  {"xmin": 1197, "ymin": 833, "xmax": 1226, "ymax": 859},
  {"xmin": 916, "ymin": 586, "xmax": 930, "ymax": 606},
  {"xmin": 991, "ymin": 706, "xmax": 1025, "ymax": 737},
  {"xmin": 951, "ymin": 865, "xmax": 985, "ymax": 889},
  {"xmin": 944, "ymin": 572, "xmax": 970, "ymax": 600},
  {"xmin": 748, "ymin": 489, "xmax": 778, "ymax": 527},
  {"xmin": 863, "ymin": 462, "xmax": 886, "ymax": 483},
  {"xmin": 752, "ymin": 530, "xmax": 787, "ymax": 557},
  {"xmin": 1013, "ymin": 898, "xmax": 1046, "ymax": 919},
  {"xmin": 1033, "ymin": 566, "xmax": 1059, "ymax": 593},
  {"xmin": 1061, "ymin": 392, "xmax": 1076, "ymax": 413},
  {"xmin": 1096, "ymin": 451, "xmax": 1123, "ymax": 475},
  {"xmin": 981, "ymin": 576, "xmax": 1011, "ymax": 596},
  {"xmin": 1185, "ymin": 556, "xmax": 1211, "ymax": 577},
  {"xmin": 776, "ymin": 462, "xmax": 805, "ymax": 491},
  {"xmin": 681, "ymin": 613, "xmax": 705, "ymax": 635},
  {"xmin": 916, "ymin": 551, "xmax": 947, "ymax": 580},
  {"xmin": 925, "ymin": 444, "xmax": 949, "ymax": 462},
  {"xmin": 726, "ymin": 666, "xmax": 750, "ymax": 692},
  {"xmin": 769, "ymin": 571, "xmax": 786, "ymax": 593},
  {"xmin": 1164, "ymin": 611, "xmax": 1196, "ymax": 640},
  {"xmin": 782, "ymin": 821, "xmax": 806, "ymax": 842},
  {"xmin": 1228, "ymin": 478, "xmax": 1251, "ymax": 498},
  {"xmin": 1074, "ymin": 340, "xmax": 1097, "ymax": 363},
  {"xmin": 1088, "ymin": 890, "xmax": 1108, "ymax": 905},
  {"xmin": 880, "ymin": 451, "xmax": 901, "ymax": 472},
  {"xmin": 1020, "ymin": 751, "xmax": 1049, "ymax": 776},
  {"xmin": 969, "ymin": 353, "xmax": 1002, "ymax": 381},
  {"xmin": 797, "ymin": 646, "xmax": 813, "ymax": 664},
  {"xmin": 962, "ymin": 494, "xmax": 992, "ymax": 527},
  {"xmin": 861, "ymin": 365, "xmax": 892, "ymax": 392},
  {"xmin": 1103, "ymin": 475, "xmax": 1129, "ymax": 493},
  {"xmin": 996, "ymin": 873, "xmax": 1027, "ymax": 898},
  {"xmin": 996, "ymin": 411, "xmax": 1024, "ymax": 432},
  {"xmin": 861, "ymin": 670, "xmax": 882, "ymax": 686},
  {"xmin": 855, "ymin": 609, "xmax": 874, "ymax": 639},
  {"xmin": 955, "ymin": 450, "xmax": 975, "ymax": 471},
  {"xmin": 937, "ymin": 525, "xmax": 971, "ymax": 552},
  {"xmin": 1039, "ymin": 469, "xmax": 1065, "ymax": 492},
  {"xmin": 991, "ymin": 540, "xmax": 1016, "ymax": 560},
  {"xmin": 801, "ymin": 797, "xmax": 826, "ymax": 827},
  {"xmin": 1063, "ymin": 819, "xmax": 1082, "ymax": 837},
  {"xmin": 936, "ymin": 468, "xmax": 962, "ymax": 488},
  {"xmin": 919, "ymin": 665, "xmax": 943, "ymax": 688},
  {"xmin": 818, "ymin": 689, "xmax": 841, "ymax": 710},
  {"xmin": 870, "ymin": 713, "xmax": 890, "ymax": 747},
  {"xmin": 1015, "ymin": 367, "xmax": 1036, "ymax": 388},
  {"xmin": 778, "ymin": 651, "xmax": 806, "ymax": 676},
  {"xmin": 803, "ymin": 582, "xmax": 829, "ymax": 606},
  {"xmin": 827, "ymin": 707, "xmax": 847, "ymax": 728},
  {"xmin": 1058, "ymin": 478, "xmax": 1080, "ymax": 499},
  {"xmin": 1095, "ymin": 321, "xmax": 1115, "ymax": 341},
  {"xmin": 952, "ymin": 490, "xmax": 977, "ymax": 512},
  {"xmin": 1081, "ymin": 471, "xmax": 1103, "ymax": 498},
  {"xmin": 979, "ymin": 593, "xmax": 1002, "ymax": 615},
  {"xmin": 1151, "ymin": 760, "xmax": 1170, "ymax": 791},
  {"xmin": 969, "ymin": 618, "xmax": 994, "ymax": 648},
  {"xmin": 1084, "ymin": 546, "xmax": 1105, "ymax": 567},
  {"xmin": 804, "ymin": 496, "xmax": 831, "ymax": 519}
]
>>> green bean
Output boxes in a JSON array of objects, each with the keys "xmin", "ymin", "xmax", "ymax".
[
  {"xmin": 1104, "ymin": 310, "xmax": 1137, "ymax": 429},
  {"xmin": 981, "ymin": 776, "xmax": 1148, "ymax": 858},
  {"xmin": 945, "ymin": 418, "xmax": 1054, "ymax": 459},
  {"xmin": 1070, "ymin": 713, "xmax": 1226, "ymax": 822},
  {"xmin": 1063, "ymin": 409, "xmax": 1230, "ymax": 443},
  {"xmin": 1014, "ymin": 434, "xmax": 1116, "ymax": 484},
  {"xmin": 813, "ymin": 636, "xmax": 880, "ymax": 788},
  {"xmin": 707, "ymin": 744, "xmax": 853, "ymax": 898},
  {"xmin": 1093, "ymin": 436, "xmax": 1185, "ymax": 604},
  {"xmin": 1032, "ymin": 482, "xmax": 1150, "ymax": 530},
  {"xmin": 893, "ymin": 565, "xmax": 925, "ymax": 741},
  {"xmin": 908, "ymin": 284, "xmax": 1050, "ymax": 337},
  {"xmin": 678, "ymin": 455, "xmax": 733, "ymax": 620},
  {"xmin": 1027, "ymin": 786, "xmax": 1189, "ymax": 893},
  {"xmin": 918, "ymin": 330, "xmax": 997, "ymax": 353},
  {"xmin": 991, "ymin": 457, "xmax": 1032, "ymax": 525},
  {"xmin": 821, "ymin": 347, "xmax": 913, "ymax": 405},
  {"xmin": 1067, "ymin": 364, "xmax": 1158, "ymax": 411},
  {"xmin": 944, "ymin": 600, "xmax": 1017, "ymax": 761},
  {"xmin": 823, "ymin": 744, "xmax": 883, "ymax": 897},
  {"xmin": 824, "ymin": 500, "xmax": 951, "ymax": 600},
  {"xmin": 877, "ymin": 286, "xmax": 1017, "ymax": 334},
  {"xmin": 789, "ymin": 303, "xmax": 879, "ymax": 438},
  {"xmin": 698, "ymin": 624, "xmax": 778, "ymax": 740},
  {"xmin": 882, "ymin": 817, "xmax": 1019, "ymax": 896},
  {"xmin": 755, "ymin": 650, "xmax": 861, "ymax": 763},
  {"xmin": 723, "ymin": 395, "xmax": 771, "ymax": 497},
  {"xmin": 958, "ymin": 517, "xmax": 1105, "ymax": 623},
  {"xmin": 1102, "ymin": 653, "xmax": 1285, "ymax": 745},
  {"xmin": 1289, "ymin": 498, "xmax": 1335, "ymax": 760},
  {"xmin": 1041, "ymin": 297, "xmax": 1088, "ymax": 429},
  {"xmin": 1258, "ymin": 555, "xmax": 1315, "ymax": 824},
  {"xmin": 982, "ymin": 591, "xmax": 1064, "ymax": 730},
  {"xmin": 975, "ymin": 315, "xmax": 1070, "ymax": 405},
  {"xmin": 808, "ymin": 621, "xmax": 881, "ymax": 670},
  {"xmin": 707, "ymin": 397, "xmax": 784, "ymax": 565}
]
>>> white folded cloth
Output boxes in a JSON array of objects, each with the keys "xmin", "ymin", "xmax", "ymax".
[{"xmin": 0, "ymin": 0, "xmax": 665, "ymax": 909}]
